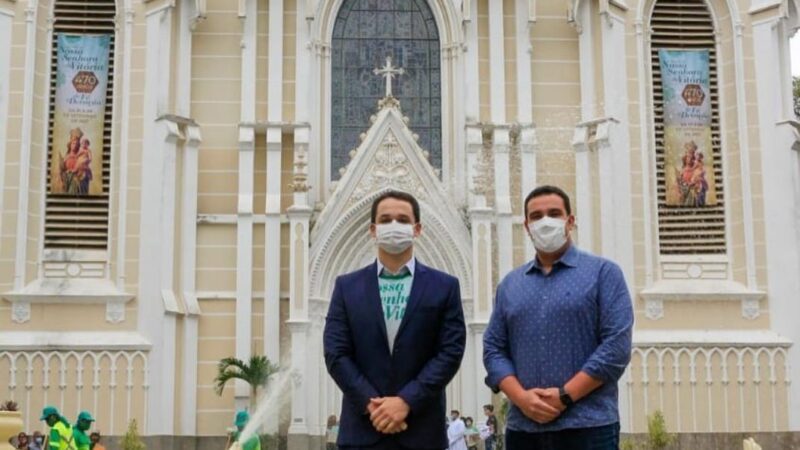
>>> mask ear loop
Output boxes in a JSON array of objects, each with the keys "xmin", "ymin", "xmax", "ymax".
[{"xmin": 567, "ymin": 217, "xmax": 577, "ymax": 238}]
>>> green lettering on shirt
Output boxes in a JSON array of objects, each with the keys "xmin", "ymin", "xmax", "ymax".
[{"xmin": 378, "ymin": 269, "xmax": 413, "ymax": 351}]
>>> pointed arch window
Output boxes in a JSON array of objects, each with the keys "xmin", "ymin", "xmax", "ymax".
[
  {"xmin": 44, "ymin": 0, "xmax": 116, "ymax": 250},
  {"xmin": 330, "ymin": 0, "xmax": 442, "ymax": 179},
  {"xmin": 650, "ymin": 0, "xmax": 726, "ymax": 255}
]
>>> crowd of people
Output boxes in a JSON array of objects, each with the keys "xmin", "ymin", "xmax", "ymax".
[
  {"xmin": 7, "ymin": 406, "xmax": 107, "ymax": 450},
  {"xmin": 446, "ymin": 406, "xmax": 501, "ymax": 450},
  {"xmin": 325, "ymin": 404, "xmax": 502, "ymax": 450}
]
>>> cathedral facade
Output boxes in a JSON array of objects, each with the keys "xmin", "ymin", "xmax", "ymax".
[{"xmin": 2, "ymin": 0, "xmax": 800, "ymax": 446}]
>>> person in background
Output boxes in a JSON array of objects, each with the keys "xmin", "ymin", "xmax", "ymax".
[
  {"xmin": 447, "ymin": 410, "xmax": 467, "ymax": 450},
  {"xmin": 29, "ymin": 432, "xmax": 45, "ymax": 450},
  {"xmin": 463, "ymin": 418, "xmax": 480, "ymax": 450},
  {"xmin": 72, "ymin": 412, "xmax": 94, "ymax": 450},
  {"xmin": 11, "ymin": 432, "xmax": 29, "ymax": 450},
  {"xmin": 483, "ymin": 405, "xmax": 497, "ymax": 450},
  {"xmin": 326, "ymin": 415, "xmax": 339, "ymax": 450},
  {"xmin": 40, "ymin": 406, "xmax": 75, "ymax": 450},
  {"xmin": 227, "ymin": 410, "xmax": 260, "ymax": 450},
  {"xmin": 88, "ymin": 433, "xmax": 104, "ymax": 450}
]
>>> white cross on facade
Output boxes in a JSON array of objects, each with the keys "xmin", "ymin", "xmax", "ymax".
[{"xmin": 373, "ymin": 55, "xmax": 404, "ymax": 98}]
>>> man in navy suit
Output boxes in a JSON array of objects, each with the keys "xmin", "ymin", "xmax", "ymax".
[{"xmin": 324, "ymin": 190, "xmax": 466, "ymax": 450}]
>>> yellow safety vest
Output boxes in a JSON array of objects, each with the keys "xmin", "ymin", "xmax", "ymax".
[{"xmin": 49, "ymin": 421, "xmax": 76, "ymax": 450}]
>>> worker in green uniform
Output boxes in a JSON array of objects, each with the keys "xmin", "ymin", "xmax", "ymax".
[
  {"xmin": 227, "ymin": 410, "xmax": 261, "ymax": 450},
  {"xmin": 72, "ymin": 411, "xmax": 94, "ymax": 450},
  {"xmin": 40, "ymin": 406, "xmax": 76, "ymax": 450}
]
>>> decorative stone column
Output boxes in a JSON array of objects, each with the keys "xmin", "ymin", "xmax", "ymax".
[
  {"xmin": 513, "ymin": 0, "xmax": 537, "ymax": 263},
  {"xmin": 263, "ymin": 123, "xmax": 283, "ymax": 422},
  {"xmin": 309, "ymin": 40, "xmax": 330, "ymax": 207},
  {"xmin": 571, "ymin": 116, "xmax": 634, "ymax": 431},
  {"xmin": 11, "ymin": 2, "xmax": 39, "ymax": 291},
  {"xmin": 514, "ymin": 124, "xmax": 537, "ymax": 260},
  {"xmin": 571, "ymin": 1, "xmax": 634, "ymax": 287},
  {"xmin": 492, "ymin": 126, "xmax": 513, "ymax": 279},
  {"xmin": 180, "ymin": 123, "xmax": 202, "ymax": 434},
  {"xmin": 0, "ymin": 5, "xmax": 13, "ymax": 252},
  {"xmin": 139, "ymin": 3, "xmax": 178, "ymax": 434},
  {"xmin": 596, "ymin": 5, "xmax": 635, "ymax": 289},
  {"xmin": 468, "ymin": 125, "xmax": 495, "ymax": 416},
  {"xmin": 287, "ymin": 128, "xmax": 314, "ymax": 448},
  {"xmin": 235, "ymin": 124, "xmax": 255, "ymax": 412},
  {"xmin": 571, "ymin": 123, "xmax": 594, "ymax": 253},
  {"xmin": 752, "ymin": 6, "xmax": 800, "ymax": 428}
]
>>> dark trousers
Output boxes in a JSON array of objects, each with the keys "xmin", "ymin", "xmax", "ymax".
[
  {"xmin": 505, "ymin": 423, "xmax": 619, "ymax": 450},
  {"xmin": 340, "ymin": 439, "xmax": 443, "ymax": 450},
  {"xmin": 485, "ymin": 435, "xmax": 496, "ymax": 450}
]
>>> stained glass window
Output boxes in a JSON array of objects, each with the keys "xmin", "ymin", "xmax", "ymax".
[{"xmin": 331, "ymin": 0, "xmax": 442, "ymax": 179}]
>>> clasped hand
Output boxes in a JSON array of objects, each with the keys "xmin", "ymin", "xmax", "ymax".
[
  {"xmin": 514, "ymin": 387, "xmax": 566, "ymax": 424},
  {"xmin": 368, "ymin": 397, "xmax": 409, "ymax": 434}
]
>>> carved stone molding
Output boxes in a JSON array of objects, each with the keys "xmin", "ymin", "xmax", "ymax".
[
  {"xmin": 572, "ymin": 117, "xmax": 619, "ymax": 153},
  {"xmin": 106, "ymin": 302, "xmax": 126, "ymax": 324},
  {"xmin": 777, "ymin": 119, "xmax": 800, "ymax": 152},
  {"xmin": 4, "ymin": 278, "xmax": 134, "ymax": 324},
  {"xmin": 309, "ymin": 95, "xmax": 473, "ymax": 317},
  {"xmin": 11, "ymin": 301, "xmax": 30, "ymax": 324},
  {"xmin": 626, "ymin": 332, "xmax": 791, "ymax": 433},
  {"xmin": 741, "ymin": 298, "xmax": 761, "ymax": 321},
  {"xmin": 308, "ymin": 298, "xmax": 329, "ymax": 323},
  {"xmin": 311, "ymin": 95, "xmax": 472, "ymax": 276},
  {"xmin": 472, "ymin": 135, "xmax": 493, "ymax": 197},
  {"xmin": 640, "ymin": 279, "xmax": 765, "ymax": 321},
  {"xmin": 289, "ymin": 141, "xmax": 311, "ymax": 193},
  {"xmin": 644, "ymin": 298, "xmax": 663, "ymax": 321},
  {"xmin": 290, "ymin": 369, "xmax": 303, "ymax": 388},
  {"xmin": 350, "ymin": 133, "xmax": 426, "ymax": 203},
  {"xmin": 467, "ymin": 322, "xmax": 488, "ymax": 334}
]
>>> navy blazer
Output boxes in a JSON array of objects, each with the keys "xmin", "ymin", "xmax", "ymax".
[{"xmin": 323, "ymin": 261, "xmax": 466, "ymax": 449}]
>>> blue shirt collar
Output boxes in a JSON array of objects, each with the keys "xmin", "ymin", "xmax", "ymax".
[{"xmin": 526, "ymin": 244, "xmax": 579, "ymax": 274}]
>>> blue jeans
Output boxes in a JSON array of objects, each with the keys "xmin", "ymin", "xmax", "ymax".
[{"xmin": 505, "ymin": 423, "xmax": 619, "ymax": 450}]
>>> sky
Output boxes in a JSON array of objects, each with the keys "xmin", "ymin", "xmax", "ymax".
[{"xmin": 794, "ymin": 36, "xmax": 800, "ymax": 75}]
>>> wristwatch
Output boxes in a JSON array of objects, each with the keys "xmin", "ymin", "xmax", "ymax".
[{"xmin": 558, "ymin": 386, "xmax": 574, "ymax": 408}]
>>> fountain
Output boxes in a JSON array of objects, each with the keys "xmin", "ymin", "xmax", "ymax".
[{"xmin": 226, "ymin": 369, "xmax": 293, "ymax": 450}]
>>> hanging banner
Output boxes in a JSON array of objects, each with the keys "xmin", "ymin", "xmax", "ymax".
[
  {"xmin": 49, "ymin": 34, "xmax": 110, "ymax": 196},
  {"xmin": 658, "ymin": 49, "xmax": 717, "ymax": 207}
]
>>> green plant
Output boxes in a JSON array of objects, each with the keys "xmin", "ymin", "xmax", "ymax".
[
  {"xmin": 258, "ymin": 433, "xmax": 286, "ymax": 450},
  {"xmin": 794, "ymin": 76, "xmax": 800, "ymax": 118},
  {"xmin": 646, "ymin": 410, "xmax": 674, "ymax": 449},
  {"xmin": 0, "ymin": 400, "xmax": 18, "ymax": 411},
  {"xmin": 498, "ymin": 397, "xmax": 510, "ymax": 425},
  {"xmin": 120, "ymin": 419, "xmax": 145, "ymax": 450},
  {"xmin": 620, "ymin": 437, "xmax": 638, "ymax": 450},
  {"xmin": 214, "ymin": 355, "xmax": 278, "ymax": 408}
]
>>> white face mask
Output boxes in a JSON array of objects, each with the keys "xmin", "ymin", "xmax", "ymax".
[
  {"xmin": 528, "ymin": 216, "xmax": 568, "ymax": 253},
  {"xmin": 375, "ymin": 220, "xmax": 415, "ymax": 254}
]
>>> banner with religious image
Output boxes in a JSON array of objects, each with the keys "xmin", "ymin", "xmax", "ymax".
[
  {"xmin": 49, "ymin": 34, "xmax": 110, "ymax": 196},
  {"xmin": 658, "ymin": 49, "xmax": 717, "ymax": 207}
]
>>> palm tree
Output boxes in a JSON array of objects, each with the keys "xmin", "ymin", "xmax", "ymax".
[{"xmin": 214, "ymin": 355, "xmax": 279, "ymax": 408}]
